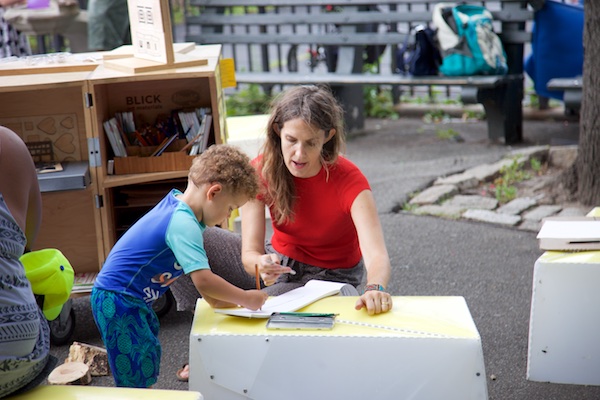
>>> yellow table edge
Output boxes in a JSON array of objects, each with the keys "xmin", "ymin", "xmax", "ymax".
[
  {"xmin": 8, "ymin": 384, "xmax": 202, "ymax": 400},
  {"xmin": 192, "ymin": 296, "xmax": 481, "ymax": 340}
]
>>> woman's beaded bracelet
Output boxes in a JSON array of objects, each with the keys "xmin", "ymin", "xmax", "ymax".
[{"xmin": 363, "ymin": 284, "xmax": 385, "ymax": 294}]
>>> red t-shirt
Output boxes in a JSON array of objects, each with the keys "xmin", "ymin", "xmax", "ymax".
[{"xmin": 257, "ymin": 156, "xmax": 370, "ymax": 269}]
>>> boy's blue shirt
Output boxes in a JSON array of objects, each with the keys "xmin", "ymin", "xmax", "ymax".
[{"xmin": 94, "ymin": 189, "xmax": 209, "ymax": 304}]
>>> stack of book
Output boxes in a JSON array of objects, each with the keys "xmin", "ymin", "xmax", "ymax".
[
  {"xmin": 102, "ymin": 108, "xmax": 213, "ymax": 159},
  {"xmin": 177, "ymin": 109, "xmax": 212, "ymax": 156},
  {"xmin": 103, "ymin": 118, "xmax": 128, "ymax": 157},
  {"xmin": 537, "ymin": 217, "xmax": 600, "ymax": 251}
]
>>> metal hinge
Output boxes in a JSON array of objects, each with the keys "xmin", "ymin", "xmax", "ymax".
[
  {"xmin": 84, "ymin": 92, "xmax": 93, "ymax": 108},
  {"xmin": 87, "ymin": 137, "xmax": 101, "ymax": 167},
  {"xmin": 94, "ymin": 194, "xmax": 103, "ymax": 209}
]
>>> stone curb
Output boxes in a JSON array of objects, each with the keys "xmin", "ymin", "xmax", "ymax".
[
  {"xmin": 394, "ymin": 103, "xmax": 579, "ymax": 123},
  {"xmin": 407, "ymin": 145, "xmax": 588, "ymax": 232}
]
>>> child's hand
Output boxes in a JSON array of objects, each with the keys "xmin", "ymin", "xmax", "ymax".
[{"xmin": 241, "ymin": 290, "xmax": 268, "ymax": 311}]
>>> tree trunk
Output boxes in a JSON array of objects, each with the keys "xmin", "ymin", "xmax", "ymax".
[
  {"xmin": 573, "ymin": 1, "xmax": 600, "ymax": 206},
  {"xmin": 47, "ymin": 362, "xmax": 92, "ymax": 385},
  {"xmin": 66, "ymin": 341, "xmax": 110, "ymax": 376}
]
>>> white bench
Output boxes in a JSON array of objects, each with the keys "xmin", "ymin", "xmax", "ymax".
[
  {"xmin": 527, "ymin": 207, "xmax": 600, "ymax": 385},
  {"xmin": 8, "ymin": 385, "xmax": 203, "ymax": 400},
  {"xmin": 547, "ymin": 76, "xmax": 582, "ymax": 115},
  {"xmin": 189, "ymin": 296, "xmax": 488, "ymax": 400}
]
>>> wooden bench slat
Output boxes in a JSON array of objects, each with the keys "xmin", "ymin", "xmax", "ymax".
[
  {"xmin": 194, "ymin": 32, "xmax": 531, "ymax": 46},
  {"xmin": 189, "ymin": 9, "xmax": 533, "ymax": 26},
  {"xmin": 191, "ymin": 33, "xmax": 531, "ymax": 47},
  {"xmin": 190, "ymin": 33, "xmax": 409, "ymax": 46},
  {"xmin": 234, "ymin": 72, "xmax": 507, "ymax": 88},
  {"xmin": 189, "ymin": 11, "xmax": 436, "ymax": 26},
  {"xmin": 547, "ymin": 77, "xmax": 582, "ymax": 90},
  {"xmin": 194, "ymin": 0, "xmax": 530, "ymax": 7}
]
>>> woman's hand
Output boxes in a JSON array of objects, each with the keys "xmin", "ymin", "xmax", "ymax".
[
  {"xmin": 256, "ymin": 254, "xmax": 294, "ymax": 286},
  {"xmin": 355, "ymin": 289, "xmax": 393, "ymax": 315}
]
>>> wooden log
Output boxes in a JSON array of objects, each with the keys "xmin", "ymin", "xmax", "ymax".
[
  {"xmin": 48, "ymin": 361, "xmax": 92, "ymax": 385},
  {"xmin": 65, "ymin": 341, "xmax": 110, "ymax": 376}
]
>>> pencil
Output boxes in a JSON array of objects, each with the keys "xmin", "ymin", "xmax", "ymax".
[{"xmin": 255, "ymin": 264, "xmax": 261, "ymax": 290}]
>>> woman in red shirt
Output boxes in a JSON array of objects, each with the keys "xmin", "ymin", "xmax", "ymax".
[{"xmin": 241, "ymin": 85, "xmax": 392, "ymax": 312}]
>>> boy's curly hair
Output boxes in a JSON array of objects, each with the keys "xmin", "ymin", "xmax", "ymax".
[{"xmin": 188, "ymin": 144, "xmax": 259, "ymax": 198}]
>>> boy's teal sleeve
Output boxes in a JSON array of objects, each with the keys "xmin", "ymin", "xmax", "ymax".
[{"xmin": 166, "ymin": 206, "xmax": 211, "ymax": 275}]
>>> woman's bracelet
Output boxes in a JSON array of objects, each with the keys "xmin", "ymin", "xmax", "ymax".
[{"xmin": 363, "ymin": 284, "xmax": 385, "ymax": 294}]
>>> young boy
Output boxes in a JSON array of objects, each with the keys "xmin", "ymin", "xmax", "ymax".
[{"xmin": 91, "ymin": 144, "xmax": 267, "ymax": 388}]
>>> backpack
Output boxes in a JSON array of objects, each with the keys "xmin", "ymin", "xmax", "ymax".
[
  {"xmin": 433, "ymin": 3, "xmax": 508, "ymax": 76},
  {"xmin": 396, "ymin": 25, "xmax": 442, "ymax": 76}
]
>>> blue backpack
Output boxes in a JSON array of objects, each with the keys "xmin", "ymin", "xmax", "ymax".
[{"xmin": 433, "ymin": 3, "xmax": 508, "ymax": 76}]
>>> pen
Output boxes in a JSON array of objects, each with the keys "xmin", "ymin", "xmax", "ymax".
[
  {"xmin": 255, "ymin": 264, "xmax": 261, "ymax": 311},
  {"xmin": 255, "ymin": 264, "xmax": 261, "ymax": 291}
]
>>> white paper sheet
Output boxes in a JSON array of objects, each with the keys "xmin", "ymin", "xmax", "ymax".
[{"xmin": 213, "ymin": 280, "xmax": 349, "ymax": 318}]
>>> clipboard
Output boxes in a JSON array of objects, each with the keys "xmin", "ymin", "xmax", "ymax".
[{"xmin": 266, "ymin": 312, "xmax": 337, "ymax": 330}]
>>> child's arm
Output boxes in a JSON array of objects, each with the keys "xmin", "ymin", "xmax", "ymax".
[
  {"xmin": 200, "ymin": 293, "xmax": 237, "ymax": 309},
  {"xmin": 189, "ymin": 269, "xmax": 267, "ymax": 311}
]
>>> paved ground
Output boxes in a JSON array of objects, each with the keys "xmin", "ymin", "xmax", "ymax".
[{"xmin": 49, "ymin": 112, "xmax": 600, "ymax": 399}]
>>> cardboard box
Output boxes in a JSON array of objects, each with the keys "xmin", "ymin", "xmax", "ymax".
[
  {"xmin": 113, "ymin": 152, "xmax": 195, "ymax": 174},
  {"xmin": 113, "ymin": 139, "xmax": 196, "ymax": 174},
  {"xmin": 527, "ymin": 250, "xmax": 600, "ymax": 385},
  {"xmin": 189, "ymin": 296, "xmax": 488, "ymax": 400}
]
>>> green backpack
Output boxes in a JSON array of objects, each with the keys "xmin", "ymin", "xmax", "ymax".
[{"xmin": 433, "ymin": 3, "xmax": 508, "ymax": 76}]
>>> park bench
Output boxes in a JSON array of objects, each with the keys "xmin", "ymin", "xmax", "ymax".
[
  {"xmin": 185, "ymin": 0, "xmax": 538, "ymax": 144},
  {"xmin": 547, "ymin": 76, "xmax": 582, "ymax": 115}
]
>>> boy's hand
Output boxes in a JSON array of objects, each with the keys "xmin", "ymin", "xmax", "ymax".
[{"xmin": 240, "ymin": 290, "xmax": 268, "ymax": 311}]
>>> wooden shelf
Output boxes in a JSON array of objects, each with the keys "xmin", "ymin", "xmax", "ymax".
[
  {"xmin": 2, "ymin": 44, "xmax": 227, "ymax": 272},
  {"xmin": 102, "ymin": 170, "xmax": 189, "ymax": 188}
]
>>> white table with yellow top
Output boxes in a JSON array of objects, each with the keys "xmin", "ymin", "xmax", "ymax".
[
  {"xmin": 527, "ymin": 207, "xmax": 600, "ymax": 385},
  {"xmin": 189, "ymin": 296, "xmax": 488, "ymax": 400},
  {"xmin": 8, "ymin": 385, "xmax": 203, "ymax": 400}
]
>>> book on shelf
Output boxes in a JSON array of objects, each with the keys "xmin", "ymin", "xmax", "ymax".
[
  {"xmin": 180, "ymin": 113, "xmax": 212, "ymax": 155},
  {"xmin": 213, "ymin": 279, "xmax": 352, "ymax": 318},
  {"xmin": 197, "ymin": 113, "xmax": 212, "ymax": 155},
  {"xmin": 176, "ymin": 107, "xmax": 212, "ymax": 154},
  {"xmin": 104, "ymin": 106, "xmax": 212, "ymax": 158},
  {"xmin": 151, "ymin": 134, "xmax": 179, "ymax": 156},
  {"xmin": 177, "ymin": 109, "xmax": 201, "ymax": 143},
  {"xmin": 537, "ymin": 217, "xmax": 600, "ymax": 251},
  {"xmin": 103, "ymin": 118, "xmax": 128, "ymax": 157},
  {"xmin": 118, "ymin": 111, "xmax": 136, "ymax": 135}
]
